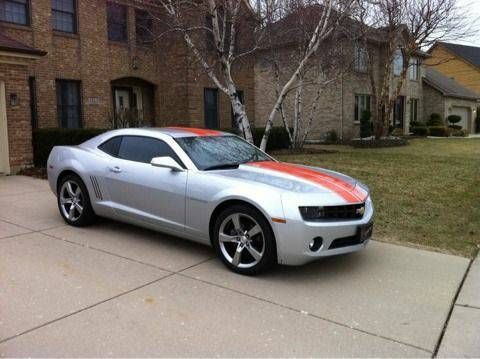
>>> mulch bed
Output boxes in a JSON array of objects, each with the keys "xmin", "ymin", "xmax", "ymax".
[
  {"xmin": 271, "ymin": 148, "xmax": 338, "ymax": 156},
  {"xmin": 348, "ymin": 137, "xmax": 408, "ymax": 148}
]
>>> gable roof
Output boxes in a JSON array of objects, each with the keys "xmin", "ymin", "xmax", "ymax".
[
  {"xmin": 423, "ymin": 67, "xmax": 479, "ymax": 100},
  {"xmin": 435, "ymin": 42, "xmax": 480, "ymax": 69},
  {"xmin": 0, "ymin": 32, "xmax": 47, "ymax": 57}
]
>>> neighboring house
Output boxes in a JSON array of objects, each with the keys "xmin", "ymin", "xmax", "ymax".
[
  {"xmin": 427, "ymin": 42, "xmax": 480, "ymax": 95},
  {"xmin": 254, "ymin": 7, "xmax": 427, "ymax": 140},
  {"xmin": 423, "ymin": 68, "xmax": 479, "ymax": 133},
  {"xmin": 0, "ymin": 0, "xmax": 254, "ymax": 174}
]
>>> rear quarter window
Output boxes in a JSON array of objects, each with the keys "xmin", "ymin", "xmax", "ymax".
[{"xmin": 98, "ymin": 136, "xmax": 122, "ymax": 157}]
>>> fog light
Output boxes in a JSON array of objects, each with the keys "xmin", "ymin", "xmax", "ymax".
[{"xmin": 308, "ymin": 237, "xmax": 323, "ymax": 252}]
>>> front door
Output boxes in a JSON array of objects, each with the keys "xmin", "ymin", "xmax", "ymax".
[
  {"xmin": 0, "ymin": 82, "xmax": 10, "ymax": 174},
  {"xmin": 114, "ymin": 87, "xmax": 131, "ymax": 127},
  {"xmin": 393, "ymin": 96, "xmax": 405, "ymax": 129},
  {"xmin": 114, "ymin": 88, "xmax": 131, "ymax": 112}
]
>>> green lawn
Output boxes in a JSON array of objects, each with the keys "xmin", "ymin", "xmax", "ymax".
[{"xmin": 275, "ymin": 138, "xmax": 480, "ymax": 258}]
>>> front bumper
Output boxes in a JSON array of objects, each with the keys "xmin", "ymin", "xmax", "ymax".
[{"xmin": 274, "ymin": 197, "xmax": 374, "ymax": 265}]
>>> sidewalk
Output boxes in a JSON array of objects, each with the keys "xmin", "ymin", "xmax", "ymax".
[{"xmin": 437, "ymin": 253, "xmax": 480, "ymax": 357}]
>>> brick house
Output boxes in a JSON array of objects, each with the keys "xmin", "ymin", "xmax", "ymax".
[
  {"xmin": 427, "ymin": 42, "xmax": 480, "ymax": 95},
  {"xmin": 425, "ymin": 42, "xmax": 480, "ymax": 132},
  {"xmin": 423, "ymin": 67, "xmax": 479, "ymax": 133},
  {"xmin": 254, "ymin": 9, "xmax": 427, "ymax": 140},
  {"xmin": 0, "ymin": 0, "xmax": 254, "ymax": 174}
]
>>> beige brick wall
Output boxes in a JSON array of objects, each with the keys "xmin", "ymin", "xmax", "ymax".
[
  {"xmin": 254, "ymin": 38, "xmax": 426, "ymax": 140},
  {"xmin": 423, "ymin": 83, "xmax": 445, "ymax": 122}
]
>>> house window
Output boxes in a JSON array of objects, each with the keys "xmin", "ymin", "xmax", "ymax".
[
  {"xmin": 204, "ymin": 88, "xmax": 218, "ymax": 129},
  {"xmin": 393, "ymin": 48, "xmax": 404, "ymax": 76},
  {"xmin": 410, "ymin": 98, "xmax": 418, "ymax": 123},
  {"xmin": 52, "ymin": 0, "xmax": 77, "ymax": 33},
  {"xmin": 354, "ymin": 42, "xmax": 368, "ymax": 73},
  {"xmin": 409, "ymin": 58, "xmax": 419, "ymax": 80},
  {"xmin": 56, "ymin": 80, "xmax": 81, "ymax": 129},
  {"xmin": 135, "ymin": 9, "xmax": 153, "ymax": 45},
  {"xmin": 107, "ymin": 2, "xmax": 127, "ymax": 42},
  {"xmin": 354, "ymin": 94, "xmax": 371, "ymax": 123},
  {"xmin": 0, "ymin": 0, "xmax": 29, "ymax": 25}
]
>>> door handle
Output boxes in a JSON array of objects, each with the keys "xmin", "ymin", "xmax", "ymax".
[{"xmin": 109, "ymin": 166, "xmax": 122, "ymax": 173}]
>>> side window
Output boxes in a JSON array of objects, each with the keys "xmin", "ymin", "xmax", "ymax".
[
  {"xmin": 117, "ymin": 136, "xmax": 183, "ymax": 166},
  {"xmin": 98, "ymin": 136, "xmax": 122, "ymax": 157},
  {"xmin": 107, "ymin": 1, "xmax": 127, "ymax": 42}
]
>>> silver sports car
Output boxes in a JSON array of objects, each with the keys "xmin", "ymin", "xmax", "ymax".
[{"xmin": 47, "ymin": 127, "xmax": 373, "ymax": 275}]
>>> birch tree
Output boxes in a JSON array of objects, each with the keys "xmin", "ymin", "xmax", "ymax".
[
  {"xmin": 260, "ymin": 1, "xmax": 350, "ymax": 149},
  {"xmin": 151, "ymin": 0, "xmax": 260, "ymax": 143},
  {"xmin": 258, "ymin": 0, "xmax": 353, "ymax": 150}
]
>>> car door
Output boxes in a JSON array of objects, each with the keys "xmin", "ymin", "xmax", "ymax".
[{"xmin": 102, "ymin": 135, "xmax": 187, "ymax": 233}]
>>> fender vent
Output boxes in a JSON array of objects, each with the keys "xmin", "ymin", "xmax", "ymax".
[{"xmin": 90, "ymin": 176, "xmax": 103, "ymax": 200}]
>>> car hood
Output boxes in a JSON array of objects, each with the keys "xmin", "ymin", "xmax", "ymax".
[{"xmin": 209, "ymin": 161, "xmax": 369, "ymax": 204}]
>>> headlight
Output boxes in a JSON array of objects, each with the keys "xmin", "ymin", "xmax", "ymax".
[{"xmin": 299, "ymin": 206, "xmax": 326, "ymax": 221}]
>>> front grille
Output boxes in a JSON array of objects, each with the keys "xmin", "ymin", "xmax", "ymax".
[
  {"xmin": 329, "ymin": 235, "xmax": 365, "ymax": 249},
  {"xmin": 323, "ymin": 203, "xmax": 365, "ymax": 220}
]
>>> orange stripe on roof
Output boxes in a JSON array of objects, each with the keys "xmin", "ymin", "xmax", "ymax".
[
  {"xmin": 166, "ymin": 127, "xmax": 222, "ymax": 136},
  {"xmin": 248, "ymin": 161, "xmax": 368, "ymax": 203}
]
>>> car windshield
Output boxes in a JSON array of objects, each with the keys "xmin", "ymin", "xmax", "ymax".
[{"xmin": 175, "ymin": 135, "xmax": 273, "ymax": 170}]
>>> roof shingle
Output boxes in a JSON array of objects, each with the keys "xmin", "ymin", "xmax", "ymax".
[
  {"xmin": 423, "ymin": 67, "xmax": 479, "ymax": 100},
  {"xmin": 438, "ymin": 42, "xmax": 480, "ymax": 69}
]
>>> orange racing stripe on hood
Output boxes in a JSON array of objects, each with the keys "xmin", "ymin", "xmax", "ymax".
[
  {"xmin": 248, "ymin": 161, "xmax": 368, "ymax": 203},
  {"xmin": 166, "ymin": 127, "xmax": 222, "ymax": 136}
]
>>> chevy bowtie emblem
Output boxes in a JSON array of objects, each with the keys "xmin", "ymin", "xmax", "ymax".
[{"xmin": 356, "ymin": 206, "xmax": 365, "ymax": 215}]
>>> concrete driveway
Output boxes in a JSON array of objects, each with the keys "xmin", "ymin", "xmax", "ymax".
[{"xmin": 0, "ymin": 176, "xmax": 470, "ymax": 357}]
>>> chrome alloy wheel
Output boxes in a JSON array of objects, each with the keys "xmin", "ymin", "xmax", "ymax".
[
  {"xmin": 59, "ymin": 180, "xmax": 84, "ymax": 222},
  {"xmin": 218, "ymin": 213, "xmax": 265, "ymax": 269}
]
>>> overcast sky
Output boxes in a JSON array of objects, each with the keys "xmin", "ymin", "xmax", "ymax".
[{"xmin": 452, "ymin": 0, "xmax": 480, "ymax": 46}]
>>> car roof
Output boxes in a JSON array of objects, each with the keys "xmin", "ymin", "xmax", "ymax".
[{"xmin": 105, "ymin": 127, "xmax": 236, "ymax": 139}]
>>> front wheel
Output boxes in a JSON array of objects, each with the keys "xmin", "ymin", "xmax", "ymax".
[
  {"xmin": 57, "ymin": 174, "xmax": 96, "ymax": 227},
  {"xmin": 213, "ymin": 204, "xmax": 277, "ymax": 275}
]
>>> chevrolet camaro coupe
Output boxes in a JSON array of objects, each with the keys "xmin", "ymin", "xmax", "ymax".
[{"xmin": 47, "ymin": 127, "xmax": 373, "ymax": 275}]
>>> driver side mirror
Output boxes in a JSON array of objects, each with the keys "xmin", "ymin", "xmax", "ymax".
[{"xmin": 150, "ymin": 156, "xmax": 184, "ymax": 172}]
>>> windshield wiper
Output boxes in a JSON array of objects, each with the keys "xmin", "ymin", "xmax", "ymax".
[{"xmin": 203, "ymin": 163, "xmax": 240, "ymax": 171}]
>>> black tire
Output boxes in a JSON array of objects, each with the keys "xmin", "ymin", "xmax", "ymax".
[
  {"xmin": 212, "ymin": 204, "xmax": 277, "ymax": 275},
  {"xmin": 57, "ymin": 173, "xmax": 96, "ymax": 227}
]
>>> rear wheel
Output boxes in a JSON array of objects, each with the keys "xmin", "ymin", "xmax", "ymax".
[
  {"xmin": 57, "ymin": 174, "xmax": 95, "ymax": 227},
  {"xmin": 213, "ymin": 204, "xmax": 276, "ymax": 275}
]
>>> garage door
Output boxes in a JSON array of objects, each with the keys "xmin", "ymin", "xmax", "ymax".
[{"xmin": 451, "ymin": 107, "xmax": 470, "ymax": 131}]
